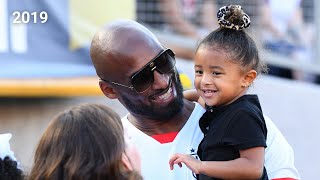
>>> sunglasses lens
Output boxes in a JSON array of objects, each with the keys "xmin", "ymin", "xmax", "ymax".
[
  {"xmin": 131, "ymin": 49, "xmax": 175, "ymax": 93},
  {"xmin": 156, "ymin": 50, "xmax": 176, "ymax": 73},
  {"xmin": 131, "ymin": 67, "xmax": 154, "ymax": 93}
]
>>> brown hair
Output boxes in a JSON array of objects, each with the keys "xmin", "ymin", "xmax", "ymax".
[{"xmin": 29, "ymin": 104, "xmax": 142, "ymax": 180}]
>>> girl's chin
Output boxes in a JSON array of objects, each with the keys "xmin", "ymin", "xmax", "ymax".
[{"xmin": 204, "ymin": 101, "xmax": 216, "ymax": 107}]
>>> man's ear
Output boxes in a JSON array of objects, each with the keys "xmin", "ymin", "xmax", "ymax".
[
  {"xmin": 99, "ymin": 80, "xmax": 118, "ymax": 99},
  {"xmin": 242, "ymin": 70, "xmax": 257, "ymax": 86}
]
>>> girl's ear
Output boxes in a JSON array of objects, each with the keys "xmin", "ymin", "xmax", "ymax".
[
  {"xmin": 121, "ymin": 152, "xmax": 133, "ymax": 171},
  {"xmin": 99, "ymin": 80, "xmax": 118, "ymax": 99},
  {"xmin": 242, "ymin": 70, "xmax": 257, "ymax": 87}
]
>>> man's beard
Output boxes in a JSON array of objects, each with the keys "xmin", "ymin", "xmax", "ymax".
[{"xmin": 121, "ymin": 72, "xmax": 184, "ymax": 120}]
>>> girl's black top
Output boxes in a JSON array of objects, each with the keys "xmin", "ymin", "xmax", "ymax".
[{"xmin": 197, "ymin": 95, "xmax": 268, "ymax": 180}]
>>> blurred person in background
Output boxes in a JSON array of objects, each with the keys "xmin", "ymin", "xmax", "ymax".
[
  {"xmin": 90, "ymin": 19, "xmax": 299, "ymax": 180},
  {"xmin": 136, "ymin": 0, "xmax": 218, "ymax": 59},
  {"xmin": 260, "ymin": 0, "xmax": 315, "ymax": 82},
  {"xmin": 29, "ymin": 104, "xmax": 142, "ymax": 180},
  {"xmin": 0, "ymin": 133, "xmax": 24, "ymax": 180}
]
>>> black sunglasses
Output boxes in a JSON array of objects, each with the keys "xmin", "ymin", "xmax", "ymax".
[{"xmin": 101, "ymin": 48, "xmax": 176, "ymax": 93}]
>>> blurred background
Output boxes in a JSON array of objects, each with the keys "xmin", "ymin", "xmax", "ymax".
[{"xmin": 0, "ymin": 0, "xmax": 319, "ymax": 179}]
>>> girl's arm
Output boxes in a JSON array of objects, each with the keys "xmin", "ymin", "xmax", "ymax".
[
  {"xmin": 169, "ymin": 147, "xmax": 265, "ymax": 179},
  {"xmin": 183, "ymin": 89, "xmax": 205, "ymax": 107}
]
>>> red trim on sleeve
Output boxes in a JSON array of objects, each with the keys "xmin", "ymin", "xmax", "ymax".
[
  {"xmin": 272, "ymin": 178, "xmax": 298, "ymax": 180},
  {"xmin": 151, "ymin": 132, "xmax": 179, "ymax": 144}
]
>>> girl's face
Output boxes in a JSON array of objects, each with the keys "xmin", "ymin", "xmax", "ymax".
[{"xmin": 194, "ymin": 47, "xmax": 247, "ymax": 107}]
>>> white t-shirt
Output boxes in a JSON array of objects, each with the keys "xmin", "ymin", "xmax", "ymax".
[
  {"xmin": 264, "ymin": 116, "xmax": 300, "ymax": 179},
  {"xmin": 122, "ymin": 102, "xmax": 300, "ymax": 180},
  {"xmin": 0, "ymin": 133, "xmax": 17, "ymax": 161}
]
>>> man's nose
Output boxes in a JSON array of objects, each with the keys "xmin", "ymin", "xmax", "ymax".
[{"xmin": 151, "ymin": 70, "xmax": 170, "ymax": 89}]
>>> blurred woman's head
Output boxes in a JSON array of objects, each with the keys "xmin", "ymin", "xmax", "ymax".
[{"xmin": 29, "ymin": 103, "xmax": 141, "ymax": 180}]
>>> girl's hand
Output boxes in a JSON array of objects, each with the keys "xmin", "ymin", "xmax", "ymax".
[{"xmin": 169, "ymin": 153, "xmax": 202, "ymax": 174}]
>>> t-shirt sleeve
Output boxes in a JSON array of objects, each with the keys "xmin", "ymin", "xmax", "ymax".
[{"xmin": 222, "ymin": 109, "xmax": 267, "ymax": 150}]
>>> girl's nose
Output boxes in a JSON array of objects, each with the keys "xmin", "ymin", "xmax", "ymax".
[{"xmin": 201, "ymin": 73, "xmax": 213, "ymax": 85}]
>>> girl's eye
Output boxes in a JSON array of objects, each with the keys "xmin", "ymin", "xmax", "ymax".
[
  {"xmin": 195, "ymin": 70, "xmax": 203, "ymax": 74},
  {"xmin": 212, "ymin": 72, "xmax": 222, "ymax": 75}
]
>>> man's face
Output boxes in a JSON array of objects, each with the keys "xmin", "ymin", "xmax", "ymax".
[
  {"xmin": 120, "ymin": 68, "xmax": 184, "ymax": 120},
  {"xmin": 112, "ymin": 48, "xmax": 184, "ymax": 120}
]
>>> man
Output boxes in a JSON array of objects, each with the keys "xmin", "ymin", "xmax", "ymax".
[{"xmin": 90, "ymin": 19, "xmax": 299, "ymax": 180}]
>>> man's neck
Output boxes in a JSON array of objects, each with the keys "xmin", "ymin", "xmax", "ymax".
[{"xmin": 128, "ymin": 100, "xmax": 195, "ymax": 136}]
